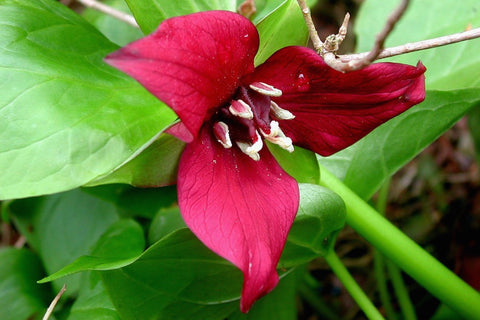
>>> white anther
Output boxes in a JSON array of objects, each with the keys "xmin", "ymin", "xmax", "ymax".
[
  {"xmin": 213, "ymin": 121, "xmax": 232, "ymax": 149},
  {"xmin": 236, "ymin": 131, "xmax": 263, "ymax": 161},
  {"xmin": 270, "ymin": 101, "xmax": 295, "ymax": 120},
  {"xmin": 249, "ymin": 82, "xmax": 282, "ymax": 97},
  {"xmin": 260, "ymin": 121, "xmax": 294, "ymax": 153},
  {"xmin": 229, "ymin": 99, "xmax": 254, "ymax": 119}
]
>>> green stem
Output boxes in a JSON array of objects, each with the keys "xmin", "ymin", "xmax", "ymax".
[
  {"xmin": 374, "ymin": 250, "xmax": 397, "ymax": 319},
  {"xmin": 386, "ymin": 260, "xmax": 417, "ymax": 320},
  {"xmin": 319, "ymin": 164, "xmax": 480, "ymax": 320},
  {"xmin": 324, "ymin": 250, "xmax": 385, "ymax": 320}
]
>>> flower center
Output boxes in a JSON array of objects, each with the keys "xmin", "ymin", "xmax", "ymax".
[{"xmin": 211, "ymin": 82, "xmax": 295, "ymax": 161}]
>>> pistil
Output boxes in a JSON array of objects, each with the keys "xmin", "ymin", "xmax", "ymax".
[{"xmin": 212, "ymin": 82, "xmax": 295, "ymax": 160}]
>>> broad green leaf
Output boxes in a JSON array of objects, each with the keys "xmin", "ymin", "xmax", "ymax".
[
  {"xmin": 101, "ymin": 229, "xmax": 241, "ymax": 320},
  {"xmin": 82, "ymin": 0, "xmax": 143, "ymax": 46},
  {"xmin": 8, "ymin": 188, "xmax": 119, "ymax": 294},
  {"xmin": 0, "ymin": 0, "xmax": 176, "ymax": 200},
  {"xmin": 280, "ymin": 183, "xmax": 346, "ymax": 267},
  {"xmin": 319, "ymin": 89, "xmax": 480, "ymax": 199},
  {"xmin": 82, "ymin": 184, "xmax": 178, "ymax": 219},
  {"xmin": 125, "ymin": 0, "xmax": 237, "ymax": 34},
  {"xmin": 228, "ymin": 271, "xmax": 298, "ymax": 320},
  {"xmin": 254, "ymin": 0, "xmax": 309, "ymax": 65},
  {"xmin": 39, "ymin": 219, "xmax": 145, "ymax": 283},
  {"xmin": 68, "ymin": 272, "xmax": 120, "ymax": 320},
  {"xmin": 90, "ymin": 134, "xmax": 185, "ymax": 187},
  {"xmin": 0, "ymin": 248, "xmax": 51, "ymax": 320},
  {"xmin": 249, "ymin": 0, "xmax": 286, "ymax": 24},
  {"xmin": 356, "ymin": 0, "xmax": 480, "ymax": 90},
  {"xmin": 148, "ymin": 207, "xmax": 186, "ymax": 244},
  {"xmin": 268, "ymin": 143, "xmax": 320, "ymax": 184}
]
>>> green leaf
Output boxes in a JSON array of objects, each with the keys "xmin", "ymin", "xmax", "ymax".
[
  {"xmin": 319, "ymin": 89, "xmax": 480, "ymax": 199},
  {"xmin": 82, "ymin": 0, "xmax": 143, "ymax": 46},
  {"xmin": 125, "ymin": 0, "xmax": 237, "ymax": 34},
  {"xmin": 0, "ymin": 248, "xmax": 51, "ymax": 320},
  {"xmin": 0, "ymin": 0, "xmax": 176, "ymax": 200},
  {"xmin": 228, "ymin": 270, "xmax": 298, "ymax": 320},
  {"xmin": 92, "ymin": 183, "xmax": 344, "ymax": 318},
  {"xmin": 68, "ymin": 272, "xmax": 120, "ymax": 320},
  {"xmin": 280, "ymin": 183, "xmax": 346, "ymax": 267},
  {"xmin": 148, "ymin": 207, "xmax": 186, "ymax": 244},
  {"xmin": 90, "ymin": 134, "xmax": 185, "ymax": 187},
  {"xmin": 83, "ymin": 184, "xmax": 178, "ymax": 219},
  {"xmin": 8, "ymin": 188, "xmax": 119, "ymax": 294},
  {"xmin": 254, "ymin": 0, "xmax": 308, "ymax": 65},
  {"xmin": 100, "ymin": 229, "xmax": 241, "ymax": 320},
  {"xmin": 356, "ymin": 0, "xmax": 480, "ymax": 90},
  {"xmin": 268, "ymin": 143, "xmax": 320, "ymax": 184},
  {"xmin": 39, "ymin": 219, "xmax": 145, "ymax": 283}
]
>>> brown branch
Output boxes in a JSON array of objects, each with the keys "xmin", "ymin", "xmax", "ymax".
[
  {"xmin": 297, "ymin": 0, "xmax": 323, "ymax": 51},
  {"xmin": 348, "ymin": 0, "xmax": 410, "ymax": 70},
  {"xmin": 76, "ymin": 0, "xmax": 139, "ymax": 28},
  {"xmin": 340, "ymin": 27, "xmax": 480, "ymax": 62}
]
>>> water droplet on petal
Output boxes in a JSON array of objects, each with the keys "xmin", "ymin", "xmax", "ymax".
[{"xmin": 295, "ymin": 72, "xmax": 310, "ymax": 92}]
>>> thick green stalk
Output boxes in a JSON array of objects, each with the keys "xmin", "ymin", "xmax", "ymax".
[
  {"xmin": 319, "ymin": 164, "xmax": 480, "ymax": 320},
  {"xmin": 324, "ymin": 250, "xmax": 385, "ymax": 320}
]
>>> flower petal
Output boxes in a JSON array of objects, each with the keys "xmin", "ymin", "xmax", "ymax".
[
  {"xmin": 105, "ymin": 11, "xmax": 259, "ymax": 139},
  {"xmin": 177, "ymin": 127, "xmax": 299, "ymax": 312},
  {"xmin": 245, "ymin": 46, "xmax": 426, "ymax": 156}
]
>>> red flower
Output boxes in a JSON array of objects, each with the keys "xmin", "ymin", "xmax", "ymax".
[{"xmin": 105, "ymin": 10, "xmax": 425, "ymax": 312}]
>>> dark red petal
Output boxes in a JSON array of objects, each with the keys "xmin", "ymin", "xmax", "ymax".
[
  {"xmin": 177, "ymin": 127, "xmax": 299, "ymax": 312},
  {"xmin": 105, "ymin": 11, "xmax": 259, "ymax": 139},
  {"xmin": 245, "ymin": 46, "xmax": 426, "ymax": 156}
]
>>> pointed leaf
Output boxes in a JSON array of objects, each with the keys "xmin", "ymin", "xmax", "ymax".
[
  {"xmin": 0, "ymin": 0, "xmax": 176, "ymax": 200},
  {"xmin": 100, "ymin": 229, "xmax": 242, "ymax": 320},
  {"xmin": 267, "ymin": 143, "xmax": 320, "ymax": 184},
  {"xmin": 8, "ymin": 189, "xmax": 119, "ymax": 294},
  {"xmin": 280, "ymin": 183, "xmax": 346, "ymax": 267},
  {"xmin": 89, "ymin": 134, "xmax": 185, "ymax": 187},
  {"xmin": 125, "ymin": 0, "xmax": 237, "ymax": 34},
  {"xmin": 39, "ymin": 219, "xmax": 145, "ymax": 283}
]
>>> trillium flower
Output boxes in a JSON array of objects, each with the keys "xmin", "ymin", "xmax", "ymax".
[{"xmin": 105, "ymin": 10, "xmax": 425, "ymax": 312}]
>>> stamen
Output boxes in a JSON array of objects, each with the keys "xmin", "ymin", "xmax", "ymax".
[
  {"xmin": 229, "ymin": 99, "xmax": 254, "ymax": 119},
  {"xmin": 236, "ymin": 131, "xmax": 263, "ymax": 161},
  {"xmin": 270, "ymin": 101, "xmax": 295, "ymax": 120},
  {"xmin": 213, "ymin": 121, "xmax": 232, "ymax": 148},
  {"xmin": 260, "ymin": 121, "xmax": 294, "ymax": 153},
  {"xmin": 249, "ymin": 82, "xmax": 282, "ymax": 97}
]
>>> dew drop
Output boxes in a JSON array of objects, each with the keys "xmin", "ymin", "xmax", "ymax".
[{"xmin": 295, "ymin": 72, "xmax": 310, "ymax": 92}]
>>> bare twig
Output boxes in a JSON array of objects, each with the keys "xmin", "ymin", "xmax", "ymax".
[
  {"xmin": 348, "ymin": 0, "xmax": 410, "ymax": 70},
  {"xmin": 297, "ymin": 0, "xmax": 323, "ymax": 51},
  {"xmin": 42, "ymin": 285, "xmax": 67, "ymax": 320},
  {"xmin": 340, "ymin": 27, "xmax": 480, "ymax": 62},
  {"xmin": 76, "ymin": 0, "xmax": 139, "ymax": 28}
]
